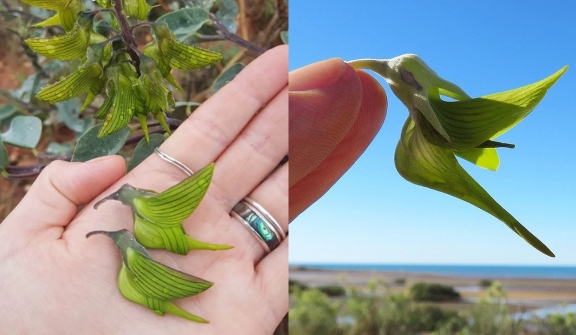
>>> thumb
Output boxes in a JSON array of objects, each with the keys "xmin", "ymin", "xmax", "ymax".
[{"xmin": 2, "ymin": 155, "xmax": 125, "ymax": 238}]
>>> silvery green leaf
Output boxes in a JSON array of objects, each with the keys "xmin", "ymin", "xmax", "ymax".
[{"xmin": 1, "ymin": 116, "xmax": 42, "ymax": 149}]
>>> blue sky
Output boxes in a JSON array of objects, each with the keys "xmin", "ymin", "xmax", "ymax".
[{"xmin": 289, "ymin": 1, "xmax": 576, "ymax": 265}]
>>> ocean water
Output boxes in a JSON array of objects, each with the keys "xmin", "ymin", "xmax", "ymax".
[{"xmin": 290, "ymin": 263, "xmax": 576, "ymax": 280}]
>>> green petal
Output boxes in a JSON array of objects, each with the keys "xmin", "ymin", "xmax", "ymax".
[
  {"xmin": 143, "ymin": 42, "xmax": 171, "ymax": 76},
  {"xmin": 94, "ymin": 94, "xmax": 113, "ymax": 119},
  {"xmin": 455, "ymin": 147, "xmax": 499, "ymax": 171},
  {"xmin": 25, "ymin": 25, "xmax": 89, "ymax": 60},
  {"xmin": 153, "ymin": 22, "xmax": 222, "ymax": 70},
  {"xmin": 98, "ymin": 73, "xmax": 135, "ymax": 137},
  {"xmin": 395, "ymin": 117, "xmax": 554, "ymax": 257},
  {"xmin": 95, "ymin": 0, "xmax": 112, "ymax": 8},
  {"xmin": 127, "ymin": 247, "xmax": 213, "ymax": 300},
  {"xmin": 32, "ymin": 13, "xmax": 62, "ymax": 28},
  {"xmin": 429, "ymin": 66, "xmax": 567, "ymax": 150},
  {"xmin": 59, "ymin": 6, "xmax": 83, "ymax": 31},
  {"xmin": 135, "ymin": 216, "xmax": 189, "ymax": 255},
  {"xmin": 35, "ymin": 63, "xmax": 102, "ymax": 103},
  {"xmin": 18, "ymin": 0, "xmax": 69, "ymax": 10},
  {"xmin": 163, "ymin": 39, "xmax": 223, "ymax": 70},
  {"xmin": 123, "ymin": 0, "xmax": 153, "ymax": 20},
  {"xmin": 134, "ymin": 164, "xmax": 214, "ymax": 226}
]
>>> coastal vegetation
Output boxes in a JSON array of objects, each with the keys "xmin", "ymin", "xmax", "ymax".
[{"xmin": 289, "ymin": 279, "xmax": 576, "ymax": 335}]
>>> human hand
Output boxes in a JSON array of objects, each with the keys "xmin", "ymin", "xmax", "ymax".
[
  {"xmin": 289, "ymin": 58, "xmax": 388, "ymax": 220},
  {"xmin": 0, "ymin": 45, "xmax": 288, "ymax": 335}
]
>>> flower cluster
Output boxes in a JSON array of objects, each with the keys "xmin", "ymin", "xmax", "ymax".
[{"xmin": 24, "ymin": 0, "xmax": 222, "ymax": 143}]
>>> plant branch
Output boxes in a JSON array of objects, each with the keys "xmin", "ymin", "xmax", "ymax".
[
  {"xmin": 209, "ymin": 14, "xmax": 264, "ymax": 55},
  {"xmin": 5, "ymin": 119, "xmax": 183, "ymax": 179},
  {"xmin": 111, "ymin": 0, "xmax": 141, "ymax": 74}
]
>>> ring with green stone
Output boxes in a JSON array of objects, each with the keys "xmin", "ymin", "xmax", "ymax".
[{"xmin": 231, "ymin": 198, "xmax": 286, "ymax": 253}]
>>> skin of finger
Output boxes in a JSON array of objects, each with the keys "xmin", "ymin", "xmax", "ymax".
[
  {"xmin": 289, "ymin": 59, "xmax": 363, "ymax": 186},
  {"xmin": 0, "ymin": 156, "xmax": 126, "ymax": 246},
  {"xmin": 209, "ymin": 86, "xmax": 287, "ymax": 211},
  {"xmin": 255, "ymin": 237, "xmax": 288, "ymax": 333},
  {"xmin": 289, "ymin": 70, "xmax": 387, "ymax": 220},
  {"xmin": 154, "ymin": 45, "xmax": 288, "ymax": 174}
]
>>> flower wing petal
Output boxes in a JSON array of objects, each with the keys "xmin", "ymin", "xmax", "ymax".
[{"xmin": 395, "ymin": 117, "xmax": 554, "ymax": 257}]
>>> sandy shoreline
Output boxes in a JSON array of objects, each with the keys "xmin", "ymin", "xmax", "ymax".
[{"xmin": 290, "ymin": 266, "xmax": 576, "ymax": 307}]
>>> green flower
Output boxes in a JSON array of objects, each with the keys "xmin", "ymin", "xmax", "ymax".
[
  {"xmin": 86, "ymin": 229, "xmax": 212, "ymax": 322},
  {"xmin": 349, "ymin": 54, "xmax": 567, "ymax": 257},
  {"xmin": 35, "ymin": 43, "xmax": 107, "ymax": 105},
  {"xmin": 25, "ymin": 11, "xmax": 95, "ymax": 60},
  {"xmin": 94, "ymin": 163, "xmax": 233, "ymax": 255},
  {"xmin": 20, "ymin": 0, "xmax": 84, "ymax": 31},
  {"xmin": 143, "ymin": 22, "xmax": 223, "ymax": 90},
  {"xmin": 135, "ymin": 55, "xmax": 176, "ymax": 144},
  {"xmin": 94, "ymin": 62, "xmax": 137, "ymax": 138}
]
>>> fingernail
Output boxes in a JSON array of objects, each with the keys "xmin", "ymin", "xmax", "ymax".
[{"xmin": 290, "ymin": 58, "xmax": 347, "ymax": 92}]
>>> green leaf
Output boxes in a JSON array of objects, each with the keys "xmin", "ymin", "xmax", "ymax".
[
  {"xmin": 156, "ymin": 7, "xmax": 210, "ymax": 41},
  {"xmin": 215, "ymin": 0, "xmax": 239, "ymax": 33},
  {"xmin": 212, "ymin": 63, "xmax": 244, "ymax": 93},
  {"xmin": 394, "ymin": 118, "xmax": 554, "ymax": 257},
  {"xmin": 1, "ymin": 116, "xmax": 42, "ymax": 149},
  {"xmin": 127, "ymin": 133, "xmax": 165, "ymax": 172},
  {"xmin": 0, "ymin": 104, "xmax": 18, "ymax": 121},
  {"xmin": 56, "ymin": 99, "xmax": 89, "ymax": 133},
  {"xmin": 281, "ymin": 31, "xmax": 288, "ymax": 44},
  {"xmin": 46, "ymin": 142, "xmax": 73, "ymax": 155},
  {"xmin": 71, "ymin": 124, "xmax": 130, "ymax": 162},
  {"xmin": 11, "ymin": 73, "xmax": 43, "ymax": 104}
]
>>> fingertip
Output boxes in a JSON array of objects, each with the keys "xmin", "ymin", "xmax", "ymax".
[
  {"xmin": 289, "ymin": 58, "xmax": 347, "ymax": 92},
  {"xmin": 289, "ymin": 60, "xmax": 364, "ymax": 186},
  {"xmin": 289, "ymin": 72, "xmax": 387, "ymax": 220}
]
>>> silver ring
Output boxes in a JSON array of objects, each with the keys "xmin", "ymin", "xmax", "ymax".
[
  {"xmin": 154, "ymin": 148, "xmax": 194, "ymax": 176},
  {"xmin": 153, "ymin": 149, "xmax": 286, "ymax": 253},
  {"xmin": 231, "ymin": 197, "xmax": 285, "ymax": 253}
]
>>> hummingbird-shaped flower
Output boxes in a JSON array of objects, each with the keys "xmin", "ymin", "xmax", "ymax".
[
  {"xmin": 143, "ymin": 22, "xmax": 223, "ymax": 90},
  {"xmin": 35, "ymin": 43, "xmax": 108, "ymax": 105},
  {"xmin": 25, "ymin": 11, "xmax": 96, "ymax": 60},
  {"xmin": 348, "ymin": 54, "xmax": 567, "ymax": 257},
  {"xmin": 86, "ymin": 229, "xmax": 213, "ymax": 323},
  {"xmin": 20, "ymin": 0, "xmax": 84, "ymax": 31},
  {"xmin": 94, "ymin": 58, "xmax": 140, "ymax": 138},
  {"xmin": 134, "ymin": 54, "xmax": 176, "ymax": 144},
  {"xmin": 94, "ymin": 163, "xmax": 233, "ymax": 255}
]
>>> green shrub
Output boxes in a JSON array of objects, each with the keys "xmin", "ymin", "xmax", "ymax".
[
  {"xmin": 289, "ymin": 289, "xmax": 343, "ymax": 335},
  {"xmin": 318, "ymin": 285, "xmax": 346, "ymax": 297},
  {"xmin": 289, "ymin": 279, "xmax": 308, "ymax": 294},
  {"xmin": 408, "ymin": 282, "xmax": 461, "ymax": 302},
  {"xmin": 394, "ymin": 278, "xmax": 407, "ymax": 286},
  {"xmin": 479, "ymin": 279, "xmax": 493, "ymax": 288},
  {"xmin": 408, "ymin": 304, "xmax": 464, "ymax": 332}
]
